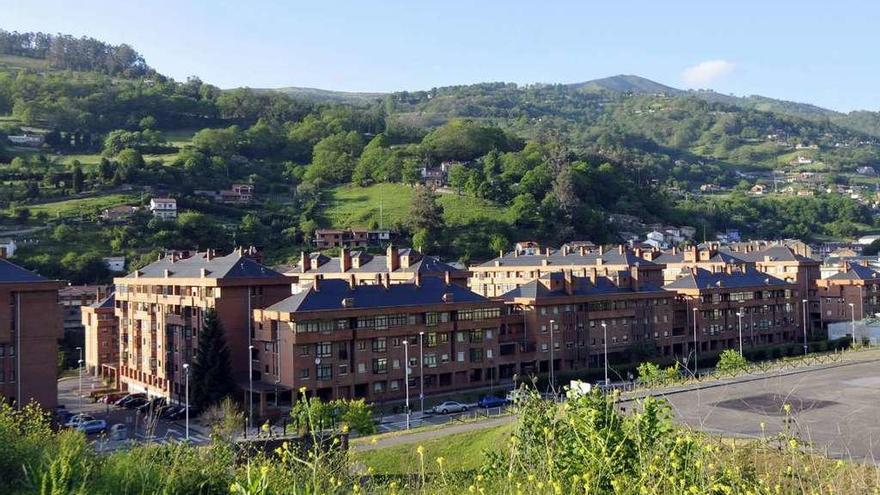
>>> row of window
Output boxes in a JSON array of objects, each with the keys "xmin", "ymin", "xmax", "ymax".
[
  {"xmin": 298, "ymin": 348, "xmax": 499, "ymax": 381},
  {"xmin": 293, "ymin": 308, "xmax": 502, "ymax": 334},
  {"xmin": 0, "ymin": 344, "xmax": 14, "ymax": 357}
]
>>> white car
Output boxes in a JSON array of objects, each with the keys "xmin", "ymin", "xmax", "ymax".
[
  {"xmin": 432, "ymin": 401, "xmax": 468, "ymax": 414},
  {"xmin": 65, "ymin": 413, "xmax": 95, "ymax": 428},
  {"xmin": 75, "ymin": 419, "xmax": 107, "ymax": 435}
]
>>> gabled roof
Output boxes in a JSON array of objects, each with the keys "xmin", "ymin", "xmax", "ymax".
[
  {"xmin": 297, "ymin": 249, "xmax": 463, "ymax": 275},
  {"xmin": 826, "ymin": 263, "xmax": 880, "ymax": 281},
  {"xmin": 0, "ymin": 259, "xmax": 47, "ymax": 283},
  {"xmin": 664, "ymin": 267, "xmax": 790, "ymax": 290},
  {"xmin": 724, "ymin": 245, "xmax": 816, "ymax": 263},
  {"xmin": 476, "ymin": 249, "xmax": 658, "ymax": 268},
  {"xmin": 122, "ymin": 252, "xmax": 286, "ymax": 280},
  {"xmin": 500, "ymin": 275, "xmax": 666, "ymax": 301},
  {"xmin": 266, "ymin": 277, "xmax": 489, "ymax": 313},
  {"xmin": 91, "ymin": 292, "xmax": 115, "ymax": 309}
]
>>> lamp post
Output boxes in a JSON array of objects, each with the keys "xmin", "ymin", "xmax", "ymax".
[
  {"xmin": 548, "ymin": 319, "xmax": 555, "ymax": 392},
  {"xmin": 402, "ymin": 340, "xmax": 410, "ymax": 430},
  {"xmin": 601, "ymin": 322, "xmax": 608, "ymax": 386},
  {"xmin": 849, "ymin": 302, "xmax": 857, "ymax": 346},
  {"xmin": 183, "ymin": 363, "xmax": 190, "ymax": 441},
  {"xmin": 248, "ymin": 345, "xmax": 254, "ymax": 430},
  {"xmin": 76, "ymin": 346, "xmax": 83, "ymax": 410},
  {"xmin": 692, "ymin": 307, "xmax": 699, "ymax": 376},
  {"xmin": 736, "ymin": 312, "xmax": 743, "ymax": 356},
  {"xmin": 801, "ymin": 299, "xmax": 809, "ymax": 356},
  {"xmin": 418, "ymin": 332, "xmax": 424, "ymax": 416}
]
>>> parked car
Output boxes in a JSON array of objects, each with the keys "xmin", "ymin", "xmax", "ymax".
[
  {"xmin": 56, "ymin": 410, "xmax": 75, "ymax": 425},
  {"xmin": 109, "ymin": 423, "xmax": 128, "ymax": 440},
  {"xmin": 431, "ymin": 401, "xmax": 468, "ymax": 414},
  {"xmin": 75, "ymin": 419, "xmax": 107, "ymax": 435},
  {"xmin": 165, "ymin": 405, "xmax": 197, "ymax": 421},
  {"xmin": 65, "ymin": 413, "xmax": 95, "ymax": 428},
  {"xmin": 478, "ymin": 395, "xmax": 509, "ymax": 408},
  {"xmin": 137, "ymin": 397, "xmax": 167, "ymax": 414},
  {"xmin": 100, "ymin": 392, "xmax": 127, "ymax": 404},
  {"xmin": 123, "ymin": 397, "xmax": 149, "ymax": 410},
  {"xmin": 114, "ymin": 393, "xmax": 146, "ymax": 407}
]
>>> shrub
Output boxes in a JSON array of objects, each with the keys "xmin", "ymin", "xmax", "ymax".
[{"xmin": 715, "ymin": 349, "xmax": 749, "ymax": 375}]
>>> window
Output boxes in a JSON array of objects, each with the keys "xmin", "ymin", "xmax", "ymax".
[
  {"xmin": 390, "ymin": 379, "xmax": 400, "ymax": 391},
  {"xmin": 357, "ymin": 341, "xmax": 367, "ymax": 351},
  {"xmin": 357, "ymin": 363, "xmax": 366, "ymax": 374},
  {"xmin": 339, "ymin": 364, "xmax": 349, "ymax": 375},
  {"xmin": 391, "ymin": 337, "xmax": 402, "ymax": 347},
  {"xmin": 372, "ymin": 338, "xmax": 386, "ymax": 353},
  {"xmin": 373, "ymin": 381, "xmax": 385, "ymax": 393},
  {"xmin": 470, "ymin": 330, "xmax": 484, "ymax": 343},
  {"xmin": 426, "ymin": 332, "xmax": 438, "ymax": 347},
  {"xmin": 469, "ymin": 348, "xmax": 484, "ymax": 363},
  {"xmin": 424, "ymin": 354, "xmax": 437, "ymax": 368},
  {"xmin": 299, "ymin": 368, "xmax": 310, "ymax": 379},
  {"xmin": 372, "ymin": 358, "xmax": 388, "ymax": 374},
  {"xmin": 392, "ymin": 359, "xmax": 400, "ymax": 369},
  {"xmin": 316, "ymin": 365, "xmax": 332, "ymax": 380},
  {"xmin": 316, "ymin": 342, "xmax": 332, "ymax": 357},
  {"xmin": 456, "ymin": 351, "xmax": 465, "ymax": 362}
]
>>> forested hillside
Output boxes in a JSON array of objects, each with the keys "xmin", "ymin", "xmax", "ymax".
[{"xmin": 0, "ymin": 29, "xmax": 879, "ymax": 283}]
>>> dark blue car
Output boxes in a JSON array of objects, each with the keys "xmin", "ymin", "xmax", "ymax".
[{"xmin": 478, "ymin": 395, "xmax": 509, "ymax": 408}]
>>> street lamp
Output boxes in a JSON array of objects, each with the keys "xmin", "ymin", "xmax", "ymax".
[
  {"xmin": 418, "ymin": 332, "xmax": 424, "ymax": 416},
  {"xmin": 801, "ymin": 299, "xmax": 809, "ymax": 356},
  {"xmin": 692, "ymin": 307, "xmax": 699, "ymax": 376},
  {"xmin": 849, "ymin": 303, "xmax": 857, "ymax": 346},
  {"xmin": 248, "ymin": 345, "xmax": 254, "ymax": 430},
  {"xmin": 548, "ymin": 319, "xmax": 555, "ymax": 392},
  {"xmin": 183, "ymin": 363, "xmax": 190, "ymax": 441},
  {"xmin": 402, "ymin": 340, "xmax": 410, "ymax": 430},
  {"xmin": 736, "ymin": 312, "xmax": 743, "ymax": 356},
  {"xmin": 76, "ymin": 346, "xmax": 83, "ymax": 410},
  {"xmin": 601, "ymin": 322, "xmax": 608, "ymax": 386}
]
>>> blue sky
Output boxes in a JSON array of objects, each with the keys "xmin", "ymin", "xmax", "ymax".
[{"xmin": 3, "ymin": 0, "xmax": 878, "ymax": 111}]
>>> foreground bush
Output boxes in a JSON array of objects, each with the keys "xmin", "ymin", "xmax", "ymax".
[{"xmin": 2, "ymin": 390, "xmax": 879, "ymax": 494}]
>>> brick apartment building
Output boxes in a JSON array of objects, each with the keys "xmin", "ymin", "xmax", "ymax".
[
  {"xmin": 114, "ymin": 250, "xmax": 293, "ymax": 400},
  {"xmin": 285, "ymin": 246, "xmax": 468, "ymax": 288},
  {"xmin": 664, "ymin": 267, "xmax": 801, "ymax": 356},
  {"xmin": 498, "ymin": 269, "xmax": 675, "ymax": 380},
  {"xmin": 251, "ymin": 274, "xmax": 503, "ymax": 404},
  {"xmin": 469, "ymin": 245, "xmax": 665, "ymax": 298},
  {"xmin": 0, "ymin": 259, "xmax": 63, "ymax": 410},
  {"xmin": 313, "ymin": 228, "xmax": 391, "ymax": 249},
  {"xmin": 82, "ymin": 293, "xmax": 119, "ymax": 379},
  {"xmin": 815, "ymin": 261, "xmax": 880, "ymax": 324},
  {"xmin": 59, "ymin": 284, "xmax": 110, "ymax": 367}
]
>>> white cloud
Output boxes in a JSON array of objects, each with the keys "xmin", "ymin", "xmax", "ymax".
[{"xmin": 681, "ymin": 59, "xmax": 736, "ymax": 87}]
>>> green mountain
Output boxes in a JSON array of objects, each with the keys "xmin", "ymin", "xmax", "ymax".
[
  {"xmin": 569, "ymin": 74, "xmax": 682, "ymax": 95},
  {"xmin": 264, "ymin": 86, "xmax": 384, "ymax": 104}
]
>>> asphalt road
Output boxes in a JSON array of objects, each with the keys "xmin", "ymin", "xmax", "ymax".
[{"xmin": 659, "ymin": 356, "xmax": 880, "ymax": 462}]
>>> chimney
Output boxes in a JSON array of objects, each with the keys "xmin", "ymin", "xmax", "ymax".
[
  {"xmin": 861, "ymin": 259, "xmax": 870, "ymax": 267},
  {"xmin": 442, "ymin": 292, "xmax": 454, "ymax": 303},
  {"xmin": 725, "ymin": 264, "xmax": 734, "ymax": 275},
  {"xmin": 383, "ymin": 273, "xmax": 391, "ymax": 289},
  {"xmin": 200, "ymin": 268, "xmax": 209, "ymax": 278},
  {"xmin": 562, "ymin": 245, "xmax": 569, "ymax": 256},
  {"xmin": 205, "ymin": 249, "xmax": 213, "ymax": 261},
  {"xmin": 163, "ymin": 269, "xmax": 171, "ymax": 278},
  {"xmin": 843, "ymin": 260, "xmax": 851, "ymax": 272},
  {"xmin": 444, "ymin": 270, "xmax": 452, "ymax": 286},
  {"xmin": 618, "ymin": 245, "xmax": 625, "ymax": 255},
  {"xmin": 340, "ymin": 248, "xmax": 351, "ymax": 272},
  {"xmin": 348, "ymin": 273, "xmax": 357, "ymax": 289},
  {"xmin": 684, "ymin": 246, "xmax": 697, "ymax": 263},
  {"xmin": 300, "ymin": 251, "xmax": 311, "ymax": 273},
  {"xmin": 564, "ymin": 270, "xmax": 574, "ymax": 295},
  {"xmin": 630, "ymin": 266, "xmax": 641, "ymax": 292},
  {"xmin": 589, "ymin": 267, "xmax": 598, "ymax": 283},
  {"xmin": 672, "ymin": 246, "xmax": 677, "ymax": 255},
  {"xmin": 596, "ymin": 257, "xmax": 603, "ymax": 266},
  {"xmin": 312, "ymin": 277, "xmax": 320, "ymax": 292},
  {"xmin": 387, "ymin": 245, "xmax": 400, "ymax": 271},
  {"xmin": 579, "ymin": 246, "xmax": 587, "ymax": 256},
  {"xmin": 598, "ymin": 245, "xmax": 605, "ymax": 255},
  {"xmin": 414, "ymin": 272, "xmax": 422, "ymax": 287}
]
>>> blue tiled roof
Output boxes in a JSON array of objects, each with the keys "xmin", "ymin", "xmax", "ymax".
[
  {"xmin": 826, "ymin": 263, "xmax": 880, "ymax": 281},
  {"xmin": 123, "ymin": 252, "xmax": 286, "ymax": 280},
  {"xmin": 500, "ymin": 275, "xmax": 666, "ymax": 301},
  {"xmin": 91, "ymin": 292, "xmax": 115, "ymax": 309},
  {"xmin": 267, "ymin": 277, "xmax": 489, "ymax": 313},
  {"xmin": 664, "ymin": 267, "xmax": 790, "ymax": 290},
  {"xmin": 0, "ymin": 259, "xmax": 47, "ymax": 283},
  {"xmin": 477, "ymin": 249, "xmax": 657, "ymax": 268}
]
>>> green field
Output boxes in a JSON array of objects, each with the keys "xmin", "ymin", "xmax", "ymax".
[
  {"xmin": 353, "ymin": 423, "xmax": 513, "ymax": 475},
  {"xmin": 27, "ymin": 193, "xmax": 140, "ymax": 219},
  {"xmin": 322, "ymin": 184, "xmax": 513, "ymax": 228}
]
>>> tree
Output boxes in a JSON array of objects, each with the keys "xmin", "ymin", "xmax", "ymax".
[
  {"xmin": 489, "ymin": 233, "xmax": 508, "ymax": 255},
  {"xmin": 863, "ymin": 238, "xmax": 880, "ymax": 256},
  {"xmin": 715, "ymin": 349, "xmax": 748, "ymax": 375},
  {"xmin": 190, "ymin": 309, "xmax": 236, "ymax": 410},
  {"xmin": 305, "ymin": 131, "xmax": 364, "ymax": 184},
  {"xmin": 407, "ymin": 185, "xmax": 444, "ymax": 234},
  {"xmin": 71, "ymin": 165, "xmax": 84, "ymax": 193}
]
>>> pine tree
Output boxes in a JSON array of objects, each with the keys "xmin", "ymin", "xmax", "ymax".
[{"xmin": 190, "ymin": 309, "xmax": 236, "ymax": 410}]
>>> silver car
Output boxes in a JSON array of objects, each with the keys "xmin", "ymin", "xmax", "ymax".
[{"xmin": 432, "ymin": 401, "xmax": 468, "ymax": 414}]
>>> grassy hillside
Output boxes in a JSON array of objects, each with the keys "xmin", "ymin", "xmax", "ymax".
[
  {"xmin": 321, "ymin": 184, "xmax": 513, "ymax": 229},
  {"xmin": 28, "ymin": 193, "xmax": 139, "ymax": 219},
  {"xmin": 353, "ymin": 422, "xmax": 514, "ymax": 474}
]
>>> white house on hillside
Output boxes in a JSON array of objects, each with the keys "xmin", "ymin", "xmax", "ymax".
[{"xmin": 149, "ymin": 198, "xmax": 177, "ymax": 220}]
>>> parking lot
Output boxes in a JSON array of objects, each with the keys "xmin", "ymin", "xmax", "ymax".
[
  {"xmin": 658, "ymin": 354, "xmax": 880, "ymax": 462},
  {"xmin": 57, "ymin": 375, "xmax": 210, "ymax": 447}
]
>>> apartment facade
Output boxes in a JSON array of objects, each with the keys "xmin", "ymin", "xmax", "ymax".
[
  {"xmin": 498, "ymin": 270, "xmax": 676, "ymax": 380},
  {"xmin": 815, "ymin": 261, "xmax": 880, "ymax": 324},
  {"xmin": 313, "ymin": 228, "xmax": 391, "ymax": 249},
  {"xmin": 285, "ymin": 246, "xmax": 468, "ymax": 288},
  {"xmin": 664, "ymin": 267, "xmax": 801, "ymax": 355},
  {"xmin": 82, "ymin": 293, "xmax": 119, "ymax": 379},
  {"xmin": 251, "ymin": 274, "xmax": 503, "ymax": 403},
  {"xmin": 114, "ymin": 250, "xmax": 293, "ymax": 400},
  {"xmin": 469, "ymin": 245, "xmax": 665, "ymax": 298},
  {"xmin": 0, "ymin": 259, "xmax": 63, "ymax": 410}
]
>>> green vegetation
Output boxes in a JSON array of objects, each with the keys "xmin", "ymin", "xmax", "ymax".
[
  {"xmin": 715, "ymin": 349, "xmax": 749, "ymax": 375},
  {"xmin": 3, "ymin": 388, "xmax": 880, "ymax": 494},
  {"xmin": 27, "ymin": 193, "xmax": 138, "ymax": 219},
  {"xmin": 355, "ymin": 423, "xmax": 514, "ymax": 474}
]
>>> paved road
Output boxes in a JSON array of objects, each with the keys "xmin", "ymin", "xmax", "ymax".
[{"xmin": 659, "ymin": 355, "xmax": 880, "ymax": 462}]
